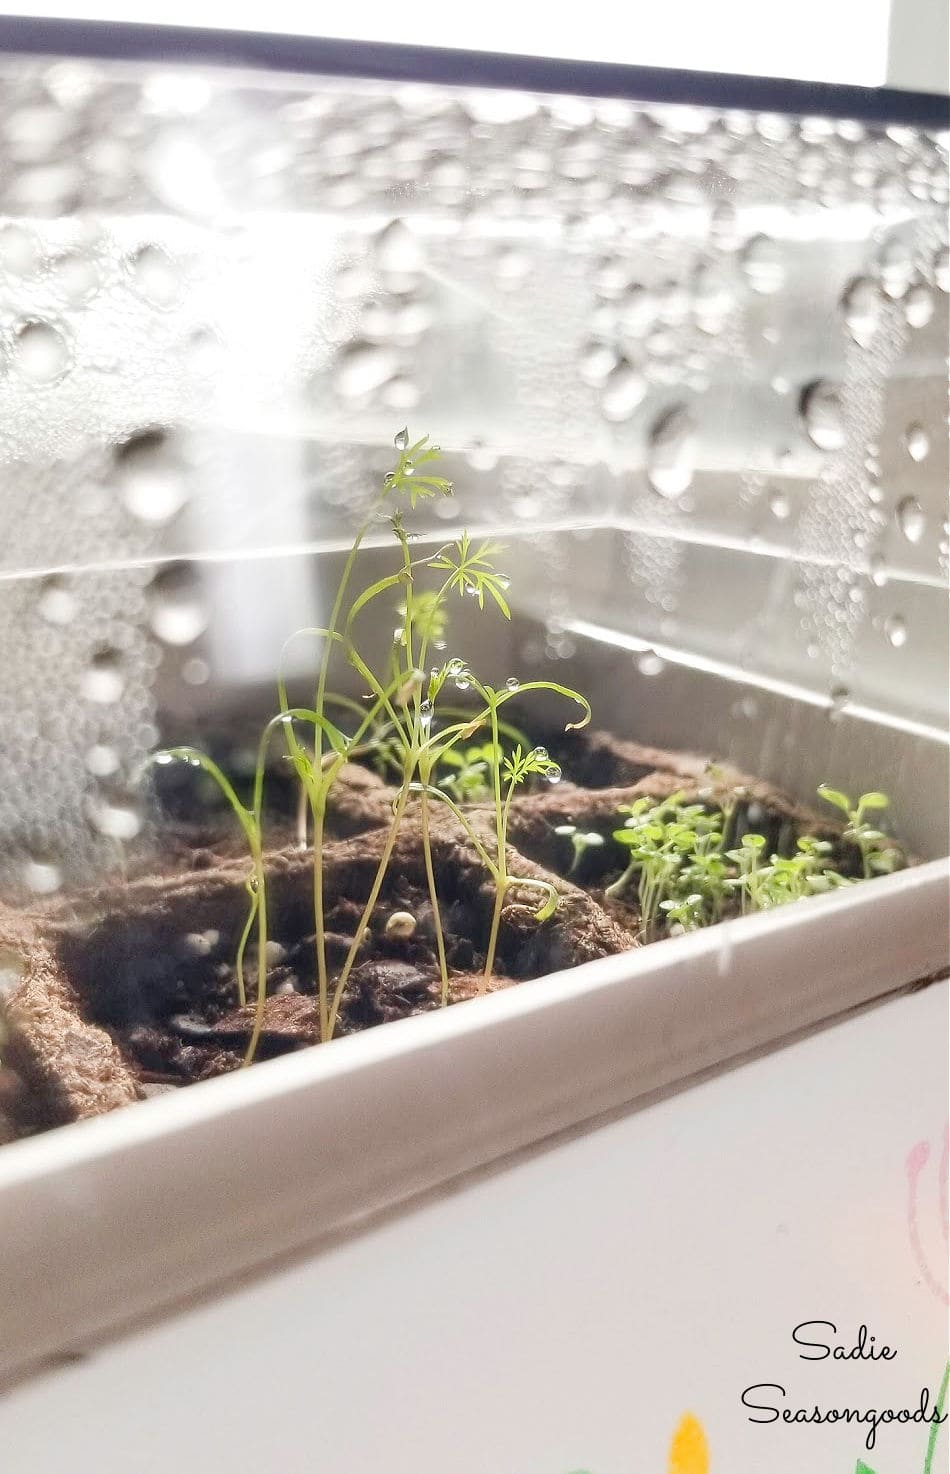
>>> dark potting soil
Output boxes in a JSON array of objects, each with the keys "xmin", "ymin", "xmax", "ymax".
[{"xmin": 0, "ymin": 727, "xmax": 850, "ymax": 1142}]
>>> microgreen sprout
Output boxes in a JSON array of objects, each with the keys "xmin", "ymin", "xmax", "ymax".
[
  {"xmin": 659, "ymin": 892, "xmax": 705, "ymax": 933},
  {"xmin": 817, "ymin": 785, "xmax": 904, "ymax": 879},
  {"xmin": 554, "ymin": 824, "xmax": 607, "ymax": 877}
]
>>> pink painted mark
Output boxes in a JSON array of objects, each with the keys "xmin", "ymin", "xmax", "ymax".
[{"xmin": 906, "ymin": 1126, "xmax": 950, "ymax": 1306}]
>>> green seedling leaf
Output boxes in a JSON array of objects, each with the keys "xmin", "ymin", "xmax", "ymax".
[
  {"xmin": 859, "ymin": 791, "xmax": 889, "ymax": 810},
  {"xmin": 818, "ymin": 783, "xmax": 852, "ymax": 814}
]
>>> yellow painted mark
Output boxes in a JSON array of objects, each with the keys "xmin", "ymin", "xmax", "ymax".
[{"xmin": 667, "ymin": 1413, "xmax": 710, "ymax": 1474}]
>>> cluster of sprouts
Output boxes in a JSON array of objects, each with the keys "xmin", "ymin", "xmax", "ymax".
[
  {"xmin": 149, "ymin": 431, "xmax": 589, "ymax": 1063},
  {"xmin": 604, "ymin": 784, "xmax": 905, "ymax": 939}
]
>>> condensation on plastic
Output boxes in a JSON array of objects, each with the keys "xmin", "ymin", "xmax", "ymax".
[{"xmin": 0, "ymin": 57, "xmax": 946, "ymax": 889}]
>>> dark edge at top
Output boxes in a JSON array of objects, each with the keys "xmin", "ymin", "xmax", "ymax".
[{"xmin": 0, "ymin": 16, "xmax": 948, "ymax": 129}]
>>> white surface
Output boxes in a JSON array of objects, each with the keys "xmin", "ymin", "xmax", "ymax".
[
  {"xmin": 2, "ymin": 1, "xmax": 894, "ymax": 86},
  {"xmin": 1, "ymin": 980, "xmax": 946, "ymax": 1472}
]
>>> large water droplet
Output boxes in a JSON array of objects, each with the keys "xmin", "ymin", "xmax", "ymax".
[
  {"xmin": 647, "ymin": 405, "xmax": 695, "ymax": 498},
  {"xmin": 884, "ymin": 613, "xmax": 907, "ymax": 647},
  {"xmin": 375, "ymin": 219, "xmax": 422, "ymax": 276},
  {"xmin": 601, "ymin": 358, "xmax": 646, "ymax": 422},
  {"xmin": 116, "ymin": 430, "xmax": 187, "ymax": 524},
  {"xmin": 800, "ymin": 381, "xmax": 845, "ymax": 452},
  {"xmin": 86, "ymin": 793, "xmax": 142, "ymax": 840},
  {"xmin": 128, "ymin": 244, "xmax": 181, "ymax": 309},
  {"xmin": 904, "ymin": 282, "xmax": 934, "ymax": 328},
  {"xmin": 579, "ymin": 339, "xmax": 617, "ymax": 387},
  {"xmin": 869, "ymin": 552, "xmax": 888, "ymax": 587},
  {"xmin": 767, "ymin": 487, "xmax": 791, "ymax": 520},
  {"xmin": 85, "ymin": 743, "xmax": 119, "ymax": 777},
  {"xmin": 81, "ymin": 648, "xmax": 124, "ymax": 704},
  {"xmin": 22, "ymin": 855, "xmax": 62, "ymax": 895},
  {"xmin": 337, "ymin": 340, "xmax": 398, "ymax": 398},
  {"xmin": 904, "ymin": 423, "xmax": 930, "ymax": 462},
  {"xmin": 896, "ymin": 495, "xmax": 926, "ymax": 543},
  {"xmin": 841, "ymin": 277, "xmax": 882, "ymax": 347},
  {"xmin": 637, "ymin": 650, "xmax": 665, "ymax": 676},
  {"xmin": 148, "ymin": 563, "xmax": 207, "ymax": 646},
  {"xmin": 12, "ymin": 319, "xmax": 71, "ymax": 383},
  {"xmin": 741, "ymin": 234, "xmax": 786, "ymax": 294},
  {"xmin": 37, "ymin": 575, "xmax": 77, "ymax": 625}
]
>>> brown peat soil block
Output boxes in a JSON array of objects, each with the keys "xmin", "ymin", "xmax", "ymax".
[
  {"xmin": 0, "ymin": 813, "xmax": 634, "ymax": 1139},
  {"xmin": 0, "ymin": 728, "xmax": 854, "ymax": 1142}
]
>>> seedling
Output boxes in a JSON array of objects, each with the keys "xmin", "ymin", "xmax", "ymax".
[
  {"xmin": 150, "ymin": 430, "xmax": 593, "ymax": 1054},
  {"xmin": 659, "ymin": 892, "xmax": 705, "ymax": 933},
  {"xmin": 818, "ymin": 785, "xmax": 904, "ymax": 879},
  {"xmin": 554, "ymin": 824, "xmax": 607, "ymax": 877}
]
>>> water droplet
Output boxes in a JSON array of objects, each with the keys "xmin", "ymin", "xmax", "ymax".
[
  {"xmin": 183, "ymin": 326, "xmax": 224, "ymax": 376},
  {"xmin": 86, "ymin": 793, "xmax": 142, "ymax": 840},
  {"xmin": 904, "ymin": 423, "xmax": 930, "ymax": 462},
  {"xmin": 935, "ymin": 246, "xmax": 949, "ymax": 293},
  {"xmin": 877, "ymin": 235, "xmax": 914, "ymax": 299},
  {"xmin": 116, "ymin": 430, "xmax": 187, "ymax": 525},
  {"xmin": 454, "ymin": 676, "xmax": 470, "ymax": 691},
  {"xmin": 895, "ymin": 496, "xmax": 926, "ymax": 544},
  {"xmin": 904, "ymin": 282, "xmax": 934, "ymax": 328},
  {"xmin": 0, "ymin": 222, "xmax": 40, "ymax": 274},
  {"xmin": 52, "ymin": 250, "xmax": 100, "ymax": 305},
  {"xmin": 800, "ymin": 381, "xmax": 845, "ymax": 452},
  {"xmin": 12, "ymin": 319, "xmax": 71, "ymax": 383},
  {"xmin": 23, "ymin": 856, "xmax": 62, "ymax": 895},
  {"xmin": 841, "ymin": 277, "xmax": 882, "ymax": 347},
  {"xmin": 446, "ymin": 659, "xmax": 465, "ymax": 677},
  {"xmin": 767, "ymin": 487, "xmax": 791, "ymax": 520},
  {"xmin": 37, "ymin": 575, "xmax": 76, "ymax": 625},
  {"xmin": 869, "ymin": 553, "xmax": 888, "ymax": 587},
  {"xmin": 86, "ymin": 743, "xmax": 119, "ymax": 777},
  {"xmin": 148, "ymin": 563, "xmax": 207, "ymax": 646},
  {"xmin": 81, "ymin": 648, "xmax": 124, "ymax": 704},
  {"xmin": 182, "ymin": 656, "xmax": 210, "ymax": 686},
  {"xmin": 884, "ymin": 613, "xmax": 907, "ymax": 647},
  {"xmin": 419, "ymin": 698, "xmax": 433, "ymax": 726},
  {"xmin": 375, "ymin": 219, "xmax": 422, "ymax": 276},
  {"xmin": 128, "ymin": 244, "xmax": 181, "ymax": 309},
  {"xmin": 337, "ymin": 340, "xmax": 398, "ymax": 398},
  {"xmin": 637, "ymin": 650, "xmax": 665, "ymax": 676},
  {"xmin": 829, "ymin": 685, "xmax": 850, "ymax": 722},
  {"xmin": 505, "ymin": 676, "xmax": 520, "ymax": 692},
  {"xmin": 647, "ymin": 405, "xmax": 695, "ymax": 498},
  {"xmin": 579, "ymin": 339, "xmax": 617, "ymax": 387},
  {"xmin": 741, "ymin": 234, "xmax": 785, "ymax": 294},
  {"xmin": 546, "ymin": 764, "xmax": 562, "ymax": 784},
  {"xmin": 393, "ymin": 427, "xmax": 409, "ymax": 451},
  {"xmin": 531, "ymin": 747, "xmax": 548, "ymax": 761},
  {"xmin": 601, "ymin": 358, "xmax": 646, "ymax": 422}
]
